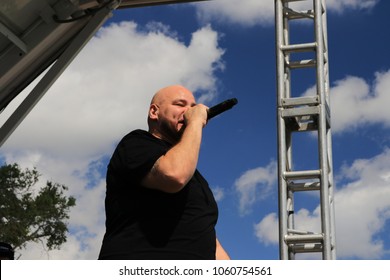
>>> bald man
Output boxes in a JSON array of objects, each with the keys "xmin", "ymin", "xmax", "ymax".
[{"xmin": 98, "ymin": 85, "xmax": 230, "ymax": 260}]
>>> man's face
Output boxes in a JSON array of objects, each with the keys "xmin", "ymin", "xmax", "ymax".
[{"xmin": 152, "ymin": 87, "xmax": 196, "ymax": 143}]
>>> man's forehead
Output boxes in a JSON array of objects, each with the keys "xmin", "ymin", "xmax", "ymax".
[
  {"xmin": 164, "ymin": 89, "xmax": 195, "ymax": 101},
  {"xmin": 172, "ymin": 97, "xmax": 197, "ymax": 105},
  {"xmin": 152, "ymin": 85, "xmax": 195, "ymax": 104}
]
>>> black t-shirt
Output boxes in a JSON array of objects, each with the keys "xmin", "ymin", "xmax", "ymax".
[{"xmin": 98, "ymin": 129, "xmax": 218, "ymax": 260}]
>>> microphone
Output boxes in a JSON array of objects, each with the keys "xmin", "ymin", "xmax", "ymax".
[{"xmin": 207, "ymin": 98, "xmax": 238, "ymax": 120}]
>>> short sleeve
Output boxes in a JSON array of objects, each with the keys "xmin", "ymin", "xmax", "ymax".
[{"xmin": 109, "ymin": 130, "xmax": 170, "ymax": 183}]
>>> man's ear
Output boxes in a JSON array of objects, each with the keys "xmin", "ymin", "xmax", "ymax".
[{"xmin": 149, "ymin": 104, "xmax": 159, "ymax": 120}]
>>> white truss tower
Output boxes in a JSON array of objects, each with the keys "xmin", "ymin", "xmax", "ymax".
[{"xmin": 274, "ymin": 0, "xmax": 336, "ymax": 259}]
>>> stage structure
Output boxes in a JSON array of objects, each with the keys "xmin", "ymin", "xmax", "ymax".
[
  {"xmin": 275, "ymin": 0, "xmax": 336, "ymax": 259},
  {"xmin": 0, "ymin": 0, "xmax": 336, "ymax": 259},
  {"xmin": 0, "ymin": 0, "xmax": 207, "ymax": 147}
]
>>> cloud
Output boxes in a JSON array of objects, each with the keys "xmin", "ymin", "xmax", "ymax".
[
  {"xmin": 335, "ymin": 148, "xmax": 390, "ymax": 259},
  {"xmin": 254, "ymin": 213, "xmax": 278, "ymax": 246},
  {"xmin": 191, "ymin": 0, "xmax": 379, "ymax": 27},
  {"xmin": 326, "ymin": 0, "xmax": 379, "ymax": 12},
  {"xmin": 289, "ymin": 0, "xmax": 379, "ymax": 13},
  {"xmin": 254, "ymin": 149, "xmax": 390, "ymax": 259},
  {"xmin": 300, "ymin": 69, "xmax": 390, "ymax": 134},
  {"xmin": 331, "ymin": 70, "xmax": 390, "ymax": 133},
  {"xmin": 212, "ymin": 186, "xmax": 225, "ymax": 202},
  {"xmin": 193, "ymin": 0, "xmax": 274, "ymax": 27},
  {"xmin": 1, "ymin": 22, "xmax": 225, "ymax": 159},
  {"xmin": 0, "ymin": 21, "xmax": 224, "ymax": 259},
  {"xmin": 254, "ymin": 207, "xmax": 322, "ymax": 248},
  {"xmin": 234, "ymin": 160, "xmax": 277, "ymax": 216}
]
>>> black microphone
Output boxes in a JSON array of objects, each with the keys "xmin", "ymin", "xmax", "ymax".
[{"xmin": 207, "ymin": 98, "xmax": 238, "ymax": 120}]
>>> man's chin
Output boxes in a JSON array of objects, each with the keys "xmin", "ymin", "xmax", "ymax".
[{"xmin": 177, "ymin": 125, "xmax": 185, "ymax": 135}]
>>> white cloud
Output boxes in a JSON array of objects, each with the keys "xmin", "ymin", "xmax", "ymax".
[
  {"xmin": 234, "ymin": 160, "xmax": 277, "ymax": 216},
  {"xmin": 193, "ymin": 0, "xmax": 274, "ymax": 27},
  {"xmin": 335, "ymin": 149, "xmax": 390, "ymax": 259},
  {"xmin": 1, "ymin": 21, "xmax": 224, "ymax": 159},
  {"xmin": 331, "ymin": 70, "xmax": 390, "ymax": 133},
  {"xmin": 191, "ymin": 0, "xmax": 379, "ymax": 27},
  {"xmin": 254, "ymin": 213, "xmax": 278, "ymax": 246},
  {"xmin": 300, "ymin": 69, "xmax": 390, "ymax": 133},
  {"xmin": 212, "ymin": 186, "xmax": 225, "ymax": 202},
  {"xmin": 289, "ymin": 0, "xmax": 379, "ymax": 12},
  {"xmin": 0, "ymin": 21, "xmax": 224, "ymax": 259},
  {"xmin": 326, "ymin": 0, "xmax": 379, "ymax": 12},
  {"xmin": 254, "ymin": 149, "xmax": 390, "ymax": 259}
]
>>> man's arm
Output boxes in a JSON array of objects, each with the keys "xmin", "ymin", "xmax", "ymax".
[
  {"xmin": 142, "ymin": 104, "xmax": 207, "ymax": 193},
  {"xmin": 216, "ymin": 238, "xmax": 230, "ymax": 260}
]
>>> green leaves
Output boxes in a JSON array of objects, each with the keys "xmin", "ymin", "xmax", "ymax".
[{"xmin": 0, "ymin": 163, "xmax": 76, "ymax": 254}]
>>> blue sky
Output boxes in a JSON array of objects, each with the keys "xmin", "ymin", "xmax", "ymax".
[{"xmin": 1, "ymin": 0, "xmax": 390, "ymax": 260}]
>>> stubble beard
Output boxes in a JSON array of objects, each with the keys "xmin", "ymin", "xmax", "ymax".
[{"xmin": 159, "ymin": 121, "xmax": 184, "ymax": 144}]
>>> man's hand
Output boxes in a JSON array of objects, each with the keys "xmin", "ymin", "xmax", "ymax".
[{"xmin": 183, "ymin": 104, "xmax": 208, "ymax": 128}]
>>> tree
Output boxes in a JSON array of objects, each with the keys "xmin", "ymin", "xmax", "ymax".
[{"xmin": 0, "ymin": 163, "xmax": 76, "ymax": 256}]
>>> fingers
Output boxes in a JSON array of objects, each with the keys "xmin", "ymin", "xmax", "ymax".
[{"xmin": 184, "ymin": 104, "xmax": 208, "ymax": 127}]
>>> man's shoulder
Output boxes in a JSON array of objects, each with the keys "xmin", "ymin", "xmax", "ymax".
[
  {"xmin": 128, "ymin": 129, "xmax": 149, "ymax": 137},
  {"xmin": 118, "ymin": 130, "xmax": 171, "ymax": 151},
  {"xmin": 121, "ymin": 129, "xmax": 159, "ymax": 143}
]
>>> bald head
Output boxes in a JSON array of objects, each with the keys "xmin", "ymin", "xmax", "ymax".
[
  {"xmin": 151, "ymin": 85, "xmax": 194, "ymax": 106},
  {"xmin": 147, "ymin": 85, "xmax": 197, "ymax": 143}
]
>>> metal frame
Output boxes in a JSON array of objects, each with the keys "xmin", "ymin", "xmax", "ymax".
[
  {"xmin": 0, "ymin": 2, "xmax": 120, "ymax": 147},
  {"xmin": 0, "ymin": 0, "xmax": 208, "ymax": 147},
  {"xmin": 275, "ymin": 0, "xmax": 336, "ymax": 259}
]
